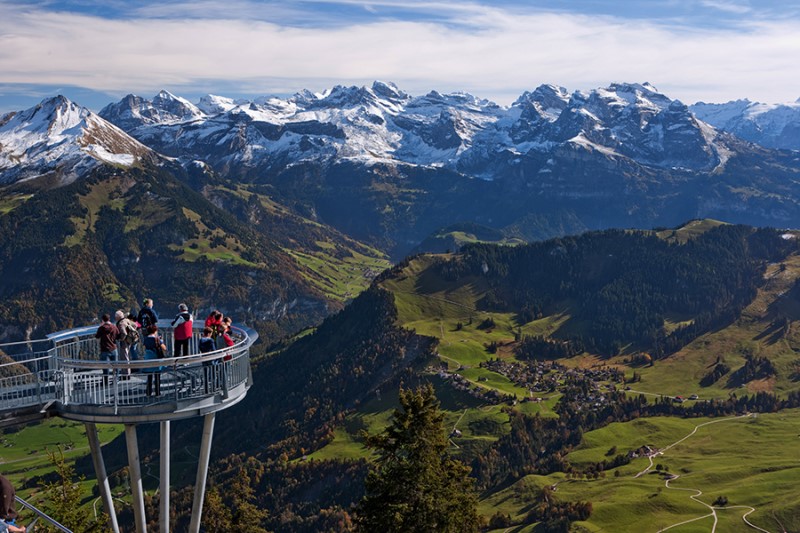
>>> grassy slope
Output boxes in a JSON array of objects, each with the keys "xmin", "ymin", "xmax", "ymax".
[
  {"xmin": 217, "ymin": 183, "xmax": 392, "ymax": 303},
  {"xmin": 481, "ymin": 409, "xmax": 800, "ymax": 532},
  {"xmin": 633, "ymin": 252, "xmax": 800, "ymax": 399},
  {"xmin": 1, "ymin": 420, "xmax": 124, "ymax": 514},
  {"xmin": 309, "ymin": 221, "xmax": 800, "ymax": 527}
]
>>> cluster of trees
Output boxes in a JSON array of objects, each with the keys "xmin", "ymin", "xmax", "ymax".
[
  {"xmin": 356, "ymin": 385, "xmax": 480, "ymax": 532},
  {"xmin": 435, "ymin": 225, "xmax": 798, "ymax": 355},
  {"xmin": 192, "ymin": 385, "xmax": 479, "ymax": 532},
  {"xmin": 472, "ymin": 412, "xmax": 584, "ymax": 489},
  {"xmin": 515, "ymin": 335, "xmax": 585, "ymax": 360},
  {"xmin": 701, "ymin": 362, "xmax": 731, "ymax": 386},
  {"xmin": 525, "ymin": 493, "xmax": 593, "ymax": 533},
  {"xmin": 731, "ymin": 354, "xmax": 777, "ymax": 384}
]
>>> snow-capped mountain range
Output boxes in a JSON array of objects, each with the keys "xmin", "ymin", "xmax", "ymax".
[
  {"xmin": 3, "ymin": 81, "xmax": 798, "ymax": 188},
  {"xmin": 95, "ymin": 81, "xmax": 734, "ymax": 178},
  {"xmin": 0, "ymin": 96, "xmax": 155, "ymax": 185},
  {"xmin": 3, "ymin": 82, "xmax": 800, "ymax": 256}
]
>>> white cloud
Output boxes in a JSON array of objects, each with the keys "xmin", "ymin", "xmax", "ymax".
[
  {"xmin": 0, "ymin": 2, "xmax": 798, "ymax": 106},
  {"xmin": 700, "ymin": 0, "xmax": 751, "ymax": 15}
]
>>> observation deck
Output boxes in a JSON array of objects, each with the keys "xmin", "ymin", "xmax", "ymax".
[{"xmin": 0, "ymin": 320, "xmax": 258, "ymax": 533}]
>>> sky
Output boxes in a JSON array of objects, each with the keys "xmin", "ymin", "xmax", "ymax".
[{"xmin": 1, "ymin": 0, "xmax": 800, "ymax": 113}]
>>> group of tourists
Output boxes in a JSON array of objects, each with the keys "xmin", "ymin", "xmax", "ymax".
[{"xmin": 94, "ymin": 299, "xmax": 237, "ymax": 397}]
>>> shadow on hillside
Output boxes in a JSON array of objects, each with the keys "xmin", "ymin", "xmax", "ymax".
[{"xmin": 752, "ymin": 321, "xmax": 785, "ymax": 345}]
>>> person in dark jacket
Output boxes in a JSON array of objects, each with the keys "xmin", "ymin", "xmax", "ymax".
[
  {"xmin": 1, "ymin": 474, "xmax": 26, "ymax": 532},
  {"xmin": 199, "ymin": 327, "xmax": 217, "ymax": 393},
  {"xmin": 170, "ymin": 303, "xmax": 193, "ymax": 357},
  {"xmin": 136, "ymin": 298, "xmax": 158, "ymax": 353},
  {"xmin": 137, "ymin": 298, "xmax": 159, "ymax": 340},
  {"xmin": 142, "ymin": 325, "xmax": 166, "ymax": 397},
  {"xmin": 95, "ymin": 314, "xmax": 119, "ymax": 382}
]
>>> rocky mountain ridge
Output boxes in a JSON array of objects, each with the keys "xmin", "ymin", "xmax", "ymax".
[
  {"xmin": 96, "ymin": 81, "xmax": 733, "ymax": 177},
  {"xmin": 3, "ymin": 83, "xmax": 800, "ymax": 259},
  {"xmin": 691, "ymin": 97, "xmax": 800, "ymax": 150},
  {"xmin": 0, "ymin": 96, "xmax": 157, "ymax": 185}
]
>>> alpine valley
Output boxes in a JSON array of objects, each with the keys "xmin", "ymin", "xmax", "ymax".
[{"xmin": 4, "ymin": 82, "xmax": 800, "ymax": 532}]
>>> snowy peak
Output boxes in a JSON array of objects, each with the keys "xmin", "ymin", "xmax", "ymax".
[
  {"xmin": 370, "ymin": 80, "xmax": 408, "ymax": 103},
  {"xmin": 513, "ymin": 84, "xmax": 570, "ymax": 120},
  {"xmin": 691, "ymin": 97, "xmax": 800, "ymax": 150},
  {"xmin": 0, "ymin": 96, "xmax": 155, "ymax": 185},
  {"xmin": 305, "ymin": 81, "xmax": 411, "ymax": 112},
  {"xmin": 152, "ymin": 90, "xmax": 204, "ymax": 121},
  {"xmin": 197, "ymin": 94, "xmax": 239, "ymax": 115},
  {"xmin": 99, "ymin": 90, "xmax": 205, "ymax": 130}
]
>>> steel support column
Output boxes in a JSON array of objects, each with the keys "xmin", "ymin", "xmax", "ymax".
[
  {"xmin": 188, "ymin": 412, "xmax": 215, "ymax": 533},
  {"xmin": 85, "ymin": 422, "xmax": 120, "ymax": 533},
  {"xmin": 125, "ymin": 424, "xmax": 147, "ymax": 533},
  {"xmin": 160, "ymin": 420, "xmax": 170, "ymax": 533}
]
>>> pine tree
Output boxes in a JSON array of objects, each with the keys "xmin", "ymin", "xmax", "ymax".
[
  {"xmin": 202, "ymin": 487, "xmax": 232, "ymax": 531},
  {"xmin": 41, "ymin": 447, "xmax": 106, "ymax": 532},
  {"xmin": 355, "ymin": 384, "xmax": 480, "ymax": 532},
  {"xmin": 229, "ymin": 469, "xmax": 269, "ymax": 532}
]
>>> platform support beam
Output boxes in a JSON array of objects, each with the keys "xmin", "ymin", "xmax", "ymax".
[
  {"xmin": 188, "ymin": 412, "xmax": 216, "ymax": 533},
  {"xmin": 160, "ymin": 420, "xmax": 170, "ymax": 533},
  {"xmin": 85, "ymin": 422, "xmax": 120, "ymax": 533},
  {"xmin": 125, "ymin": 424, "xmax": 147, "ymax": 533}
]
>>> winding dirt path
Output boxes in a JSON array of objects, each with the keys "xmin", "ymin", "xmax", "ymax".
[{"xmin": 631, "ymin": 414, "xmax": 771, "ymax": 533}]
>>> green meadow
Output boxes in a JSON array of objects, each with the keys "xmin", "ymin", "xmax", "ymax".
[
  {"xmin": 286, "ymin": 247, "xmax": 390, "ymax": 303},
  {"xmin": 1, "ymin": 420, "xmax": 124, "ymax": 512},
  {"xmin": 481, "ymin": 410, "xmax": 800, "ymax": 532}
]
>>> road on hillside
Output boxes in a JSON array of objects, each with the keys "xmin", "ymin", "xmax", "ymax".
[{"xmin": 632, "ymin": 414, "xmax": 772, "ymax": 533}]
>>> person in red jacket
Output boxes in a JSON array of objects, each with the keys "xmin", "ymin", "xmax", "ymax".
[
  {"xmin": 170, "ymin": 303, "xmax": 193, "ymax": 357},
  {"xmin": 204, "ymin": 310, "xmax": 223, "ymax": 345},
  {"xmin": 221, "ymin": 317, "xmax": 235, "ymax": 348}
]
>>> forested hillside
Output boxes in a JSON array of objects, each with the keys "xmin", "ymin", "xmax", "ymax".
[
  {"xmin": 437, "ymin": 225, "xmax": 797, "ymax": 355},
  {"xmin": 0, "ymin": 162, "xmax": 387, "ymax": 342}
]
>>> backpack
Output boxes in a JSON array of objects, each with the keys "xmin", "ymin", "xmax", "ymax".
[
  {"xmin": 138, "ymin": 308, "xmax": 156, "ymax": 329},
  {"xmin": 118, "ymin": 319, "xmax": 140, "ymax": 345},
  {"xmin": 125, "ymin": 322, "xmax": 140, "ymax": 345}
]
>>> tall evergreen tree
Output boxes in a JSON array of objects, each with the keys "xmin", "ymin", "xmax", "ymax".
[
  {"xmin": 355, "ymin": 384, "xmax": 480, "ymax": 533},
  {"xmin": 41, "ymin": 447, "xmax": 106, "ymax": 532}
]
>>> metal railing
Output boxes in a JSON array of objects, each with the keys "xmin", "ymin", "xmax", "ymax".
[
  {"xmin": 15, "ymin": 495, "xmax": 72, "ymax": 532},
  {"xmin": 0, "ymin": 321, "xmax": 257, "ymax": 418}
]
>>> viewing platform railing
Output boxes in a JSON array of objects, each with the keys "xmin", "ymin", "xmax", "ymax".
[{"xmin": 0, "ymin": 321, "xmax": 257, "ymax": 425}]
